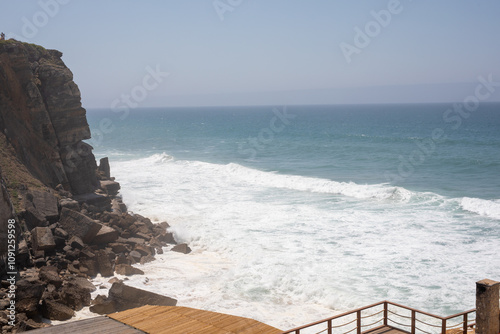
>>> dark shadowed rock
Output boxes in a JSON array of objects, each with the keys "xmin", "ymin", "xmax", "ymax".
[
  {"xmin": 128, "ymin": 250, "xmax": 142, "ymax": 263},
  {"xmin": 134, "ymin": 244, "xmax": 154, "ymax": 256},
  {"xmin": 59, "ymin": 208, "xmax": 101, "ymax": 243},
  {"xmin": 72, "ymin": 192, "xmax": 111, "ymax": 210},
  {"xmin": 109, "ymin": 242, "xmax": 130, "ymax": 253},
  {"xmin": 60, "ymin": 281, "xmax": 91, "ymax": 311},
  {"xmin": 114, "ymin": 264, "xmax": 144, "ymax": 276},
  {"xmin": 31, "ymin": 226, "xmax": 56, "ymax": 251},
  {"xmin": 53, "ymin": 227, "xmax": 68, "ymax": 239},
  {"xmin": 59, "ymin": 198, "xmax": 80, "ymax": 211},
  {"xmin": 140, "ymin": 255, "xmax": 156, "ymax": 265},
  {"xmin": 171, "ymin": 243, "xmax": 192, "ymax": 254},
  {"xmin": 68, "ymin": 235, "xmax": 84, "ymax": 249},
  {"xmin": 28, "ymin": 190, "xmax": 59, "ymax": 223},
  {"xmin": 100, "ymin": 180, "xmax": 120, "ymax": 196},
  {"xmin": 92, "ymin": 224, "xmax": 119, "ymax": 244},
  {"xmin": 124, "ymin": 237, "xmax": 145, "ymax": 246},
  {"xmin": 0, "ymin": 41, "xmax": 98, "ymax": 194},
  {"xmin": 89, "ymin": 295, "xmax": 116, "ymax": 315},
  {"xmin": 158, "ymin": 231, "xmax": 176, "ymax": 244},
  {"xmin": 16, "ymin": 279, "xmax": 45, "ymax": 315},
  {"xmin": 41, "ymin": 300, "xmax": 74, "ymax": 321},
  {"xmin": 79, "ymin": 258, "xmax": 98, "ymax": 277},
  {"xmin": 98, "ymin": 157, "xmax": 111, "ymax": 178},
  {"xmin": 96, "ymin": 249, "xmax": 114, "ymax": 277},
  {"xmin": 39, "ymin": 266, "xmax": 62, "ymax": 288},
  {"xmin": 108, "ymin": 282, "xmax": 176, "ymax": 312}
]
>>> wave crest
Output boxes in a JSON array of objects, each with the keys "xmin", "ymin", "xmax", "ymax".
[{"xmin": 460, "ymin": 197, "xmax": 500, "ymax": 220}]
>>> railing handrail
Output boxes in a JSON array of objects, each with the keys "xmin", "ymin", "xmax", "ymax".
[
  {"xmin": 282, "ymin": 301, "xmax": 386, "ymax": 333},
  {"xmin": 281, "ymin": 301, "xmax": 476, "ymax": 334}
]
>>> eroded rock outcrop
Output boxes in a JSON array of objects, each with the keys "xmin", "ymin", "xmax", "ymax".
[
  {"xmin": 0, "ymin": 40, "xmax": 188, "ymax": 332},
  {"xmin": 0, "ymin": 40, "xmax": 98, "ymax": 195}
]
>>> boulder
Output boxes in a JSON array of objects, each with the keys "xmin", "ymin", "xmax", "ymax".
[
  {"xmin": 124, "ymin": 237, "xmax": 145, "ymax": 246},
  {"xmin": 134, "ymin": 244, "xmax": 154, "ymax": 256},
  {"xmin": 41, "ymin": 300, "xmax": 74, "ymax": 321},
  {"xmin": 16, "ymin": 279, "xmax": 45, "ymax": 315},
  {"xmin": 16, "ymin": 239, "xmax": 31, "ymax": 267},
  {"xmin": 38, "ymin": 266, "xmax": 62, "ymax": 288},
  {"xmin": 23, "ymin": 206, "xmax": 48, "ymax": 230},
  {"xmin": 79, "ymin": 258, "xmax": 98, "ymax": 277},
  {"xmin": 108, "ymin": 282, "xmax": 176, "ymax": 312},
  {"xmin": 111, "ymin": 198, "xmax": 124, "ymax": 215},
  {"xmin": 29, "ymin": 190, "xmax": 59, "ymax": 223},
  {"xmin": 158, "ymin": 231, "xmax": 176, "ymax": 244},
  {"xmin": 114, "ymin": 264, "xmax": 144, "ymax": 276},
  {"xmin": 68, "ymin": 276, "xmax": 97, "ymax": 293},
  {"xmin": 68, "ymin": 235, "xmax": 84, "ymax": 249},
  {"xmin": 100, "ymin": 180, "xmax": 120, "ymax": 196},
  {"xmin": 96, "ymin": 250, "xmax": 114, "ymax": 277},
  {"xmin": 60, "ymin": 281, "xmax": 91, "ymax": 311},
  {"xmin": 98, "ymin": 157, "xmax": 111, "ymax": 179},
  {"xmin": 128, "ymin": 250, "xmax": 142, "ymax": 263},
  {"xmin": 72, "ymin": 192, "xmax": 111, "ymax": 211},
  {"xmin": 171, "ymin": 243, "xmax": 192, "ymax": 254},
  {"xmin": 140, "ymin": 255, "xmax": 155, "ymax": 265},
  {"xmin": 59, "ymin": 198, "xmax": 80, "ymax": 211},
  {"xmin": 109, "ymin": 242, "xmax": 130, "ymax": 253},
  {"xmin": 89, "ymin": 295, "xmax": 116, "ymax": 315},
  {"xmin": 53, "ymin": 227, "xmax": 68, "ymax": 239},
  {"xmin": 59, "ymin": 208, "xmax": 101, "ymax": 243},
  {"xmin": 92, "ymin": 224, "xmax": 119, "ymax": 244},
  {"xmin": 31, "ymin": 227, "xmax": 56, "ymax": 251}
]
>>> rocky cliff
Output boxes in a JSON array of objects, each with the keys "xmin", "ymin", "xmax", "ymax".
[
  {"xmin": 0, "ymin": 40, "xmax": 184, "ymax": 333},
  {"xmin": 0, "ymin": 40, "xmax": 98, "ymax": 195}
]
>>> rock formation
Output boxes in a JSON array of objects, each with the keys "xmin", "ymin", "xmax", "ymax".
[
  {"xmin": 0, "ymin": 40, "xmax": 186, "ymax": 333},
  {"xmin": 0, "ymin": 40, "xmax": 98, "ymax": 195}
]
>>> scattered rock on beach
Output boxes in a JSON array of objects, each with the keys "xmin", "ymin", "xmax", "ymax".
[
  {"xmin": 115, "ymin": 264, "xmax": 145, "ymax": 276},
  {"xmin": 171, "ymin": 243, "xmax": 192, "ymax": 254}
]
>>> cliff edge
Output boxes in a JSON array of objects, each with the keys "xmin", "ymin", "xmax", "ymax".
[
  {"xmin": 0, "ymin": 40, "xmax": 98, "ymax": 195},
  {"xmin": 0, "ymin": 40, "xmax": 182, "ymax": 333}
]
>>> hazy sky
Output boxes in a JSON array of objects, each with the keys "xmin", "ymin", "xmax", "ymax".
[{"xmin": 2, "ymin": 0, "xmax": 500, "ymax": 107}]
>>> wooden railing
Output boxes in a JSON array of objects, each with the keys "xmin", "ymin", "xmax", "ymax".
[{"xmin": 282, "ymin": 301, "xmax": 476, "ymax": 334}]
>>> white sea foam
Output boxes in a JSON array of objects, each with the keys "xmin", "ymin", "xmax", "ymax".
[
  {"xmin": 460, "ymin": 197, "xmax": 500, "ymax": 220},
  {"xmin": 110, "ymin": 153, "xmax": 500, "ymax": 330}
]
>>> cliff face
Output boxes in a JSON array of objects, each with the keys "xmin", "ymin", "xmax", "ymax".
[{"xmin": 0, "ymin": 40, "xmax": 98, "ymax": 195}]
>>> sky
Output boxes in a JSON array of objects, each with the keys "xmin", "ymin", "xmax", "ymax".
[{"xmin": 1, "ymin": 0, "xmax": 500, "ymax": 108}]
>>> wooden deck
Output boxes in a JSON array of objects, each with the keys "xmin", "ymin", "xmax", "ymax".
[
  {"xmin": 364, "ymin": 325, "xmax": 409, "ymax": 334},
  {"xmin": 108, "ymin": 305, "xmax": 283, "ymax": 334},
  {"xmin": 29, "ymin": 316, "xmax": 145, "ymax": 334}
]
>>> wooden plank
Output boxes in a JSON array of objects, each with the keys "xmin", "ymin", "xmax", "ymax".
[
  {"xmin": 29, "ymin": 316, "xmax": 145, "ymax": 334},
  {"xmin": 108, "ymin": 305, "xmax": 283, "ymax": 334}
]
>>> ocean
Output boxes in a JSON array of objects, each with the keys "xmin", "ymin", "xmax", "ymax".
[{"xmin": 86, "ymin": 103, "xmax": 500, "ymax": 330}]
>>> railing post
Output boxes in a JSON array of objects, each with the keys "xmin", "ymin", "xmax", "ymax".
[
  {"xmin": 441, "ymin": 318, "xmax": 446, "ymax": 334},
  {"xmin": 463, "ymin": 313, "xmax": 468, "ymax": 334},
  {"xmin": 411, "ymin": 310, "xmax": 416, "ymax": 334},
  {"xmin": 357, "ymin": 310, "xmax": 361, "ymax": 334},
  {"xmin": 328, "ymin": 319, "xmax": 332, "ymax": 334},
  {"xmin": 476, "ymin": 279, "xmax": 500, "ymax": 334},
  {"xmin": 383, "ymin": 302, "xmax": 388, "ymax": 326}
]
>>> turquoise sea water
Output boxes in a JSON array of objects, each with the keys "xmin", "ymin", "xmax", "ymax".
[{"xmin": 86, "ymin": 103, "xmax": 500, "ymax": 329}]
